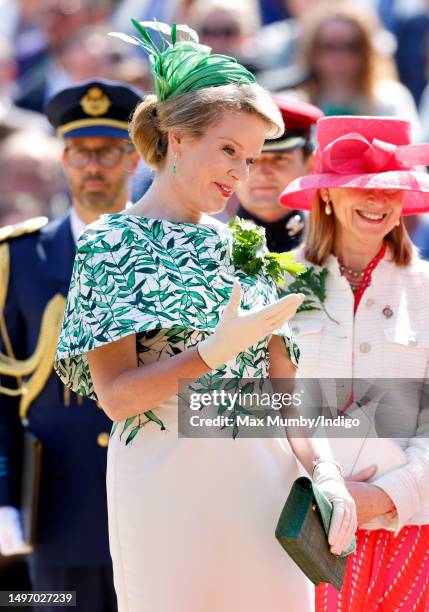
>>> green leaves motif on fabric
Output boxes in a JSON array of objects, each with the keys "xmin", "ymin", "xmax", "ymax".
[{"xmin": 54, "ymin": 214, "xmax": 300, "ymax": 443}]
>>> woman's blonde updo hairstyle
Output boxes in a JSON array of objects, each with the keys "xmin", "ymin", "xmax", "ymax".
[{"xmin": 130, "ymin": 83, "xmax": 284, "ymax": 170}]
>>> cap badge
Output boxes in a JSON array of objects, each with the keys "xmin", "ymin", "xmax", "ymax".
[
  {"xmin": 80, "ymin": 87, "xmax": 111, "ymax": 117},
  {"xmin": 286, "ymin": 214, "xmax": 305, "ymax": 236}
]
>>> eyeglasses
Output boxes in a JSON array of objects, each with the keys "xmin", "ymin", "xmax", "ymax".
[{"xmin": 64, "ymin": 144, "xmax": 135, "ymax": 168}]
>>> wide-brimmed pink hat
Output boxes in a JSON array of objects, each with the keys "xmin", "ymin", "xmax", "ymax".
[{"xmin": 280, "ymin": 116, "xmax": 429, "ymax": 215}]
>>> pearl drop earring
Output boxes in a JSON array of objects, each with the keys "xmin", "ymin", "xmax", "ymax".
[{"xmin": 325, "ymin": 201, "xmax": 332, "ymax": 215}]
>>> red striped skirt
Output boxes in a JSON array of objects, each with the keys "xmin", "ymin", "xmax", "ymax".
[{"xmin": 315, "ymin": 526, "xmax": 429, "ymax": 612}]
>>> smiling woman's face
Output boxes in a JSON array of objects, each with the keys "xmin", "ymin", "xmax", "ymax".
[
  {"xmin": 171, "ymin": 111, "xmax": 267, "ymax": 217},
  {"xmin": 323, "ymin": 187, "xmax": 403, "ymax": 246}
]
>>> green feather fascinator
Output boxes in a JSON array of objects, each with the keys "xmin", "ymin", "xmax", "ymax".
[{"xmin": 109, "ymin": 20, "xmax": 256, "ymax": 102}]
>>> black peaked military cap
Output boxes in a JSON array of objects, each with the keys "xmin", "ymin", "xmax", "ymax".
[{"xmin": 45, "ymin": 79, "xmax": 143, "ymax": 139}]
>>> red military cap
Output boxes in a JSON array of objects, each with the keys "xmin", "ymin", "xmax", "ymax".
[{"xmin": 262, "ymin": 96, "xmax": 324, "ymax": 153}]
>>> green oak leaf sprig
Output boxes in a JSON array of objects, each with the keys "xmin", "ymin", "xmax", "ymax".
[
  {"xmin": 228, "ymin": 217, "xmax": 306, "ymax": 285},
  {"xmin": 279, "ymin": 266, "xmax": 339, "ymax": 324}
]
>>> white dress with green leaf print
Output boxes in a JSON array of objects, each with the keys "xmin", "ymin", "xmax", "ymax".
[{"xmin": 55, "ymin": 213, "xmax": 313, "ymax": 612}]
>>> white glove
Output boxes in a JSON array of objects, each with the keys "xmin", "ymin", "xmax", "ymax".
[
  {"xmin": 313, "ymin": 461, "xmax": 357, "ymax": 556},
  {"xmin": 0, "ymin": 506, "xmax": 32, "ymax": 556},
  {"xmin": 197, "ymin": 281, "xmax": 304, "ymax": 370}
]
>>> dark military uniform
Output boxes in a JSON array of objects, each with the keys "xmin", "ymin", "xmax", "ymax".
[
  {"xmin": 236, "ymin": 204, "xmax": 305, "ymax": 252},
  {"xmin": 0, "ymin": 216, "xmax": 116, "ymax": 611},
  {"xmin": 0, "ymin": 78, "xmax": 142, "ymax": 611}
]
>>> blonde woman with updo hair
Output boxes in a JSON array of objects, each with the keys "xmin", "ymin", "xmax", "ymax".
[{"xmin": 55, "ymin": 23, "xmax": 356, "ymax": 611}]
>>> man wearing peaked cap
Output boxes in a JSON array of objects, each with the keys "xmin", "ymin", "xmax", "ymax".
[
  {"xmin": 235, "ymin": 96, "xmax": 324, "ymax": 252},
  {"xmin": 0, "ymin": 80, "xmax": 141, "ymax": 611},
  {"xmin": 46, "ymin": 79, "xmax": 141, "ymax": 224},
  {"xmin": 46, "ymin": 79, "xmax": 142, "ymax": 139}
]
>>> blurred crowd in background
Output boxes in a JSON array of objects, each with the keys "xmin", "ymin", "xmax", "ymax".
[{"xmin": 1, "ymin": 0, "xmax": 429, "ymax": 246}]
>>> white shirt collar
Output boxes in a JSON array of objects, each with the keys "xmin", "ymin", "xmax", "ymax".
[
  {"xmin": 69, "ymin": 203, "xmax": 133, "ymax": 244},
  {"xmin": 70, "ymin": 208, "xmax": 86, "ymax": 244}
]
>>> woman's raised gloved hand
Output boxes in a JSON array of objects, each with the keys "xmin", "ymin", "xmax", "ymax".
[{"xmin": 197, "ymin": 280, "xmax": 304, "ymax": 370}]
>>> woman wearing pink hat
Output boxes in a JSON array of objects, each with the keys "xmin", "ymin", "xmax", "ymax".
[{"xmin": 280, "ymin": 116, "xmax": 429, "ymax": 611}]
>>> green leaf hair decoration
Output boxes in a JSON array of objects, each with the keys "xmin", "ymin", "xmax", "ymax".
[{"xmin": 109, "ymin": 20, "xmax": 256, "ymax": 101}]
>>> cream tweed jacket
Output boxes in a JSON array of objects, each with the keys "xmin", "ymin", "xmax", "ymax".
[{"xmin": 291, "ymin": 246, "xmax": 429, "ymax": 533}]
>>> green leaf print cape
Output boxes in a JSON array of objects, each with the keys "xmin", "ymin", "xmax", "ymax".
[{"xmin": 54, "ymin": 214, "xmax": 300, "ymax": 403}]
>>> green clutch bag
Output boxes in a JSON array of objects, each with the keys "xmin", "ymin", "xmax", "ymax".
[{"xmin": 275, "ymin": 476, "xmax": 356, "ymax": 591}]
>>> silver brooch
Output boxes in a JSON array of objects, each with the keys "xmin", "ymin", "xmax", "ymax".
[{"xmin": 382, "ymin": 306, "xmax": 393, "ymax": 318}]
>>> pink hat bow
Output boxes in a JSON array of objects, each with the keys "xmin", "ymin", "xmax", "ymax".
[
  {"xmin": 318, "ymin": 132, "xmax": 429, "ymax": 175},
  {"xmin": 280, "ymin": 116, "xmax": 429, "ymax": 214}
]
